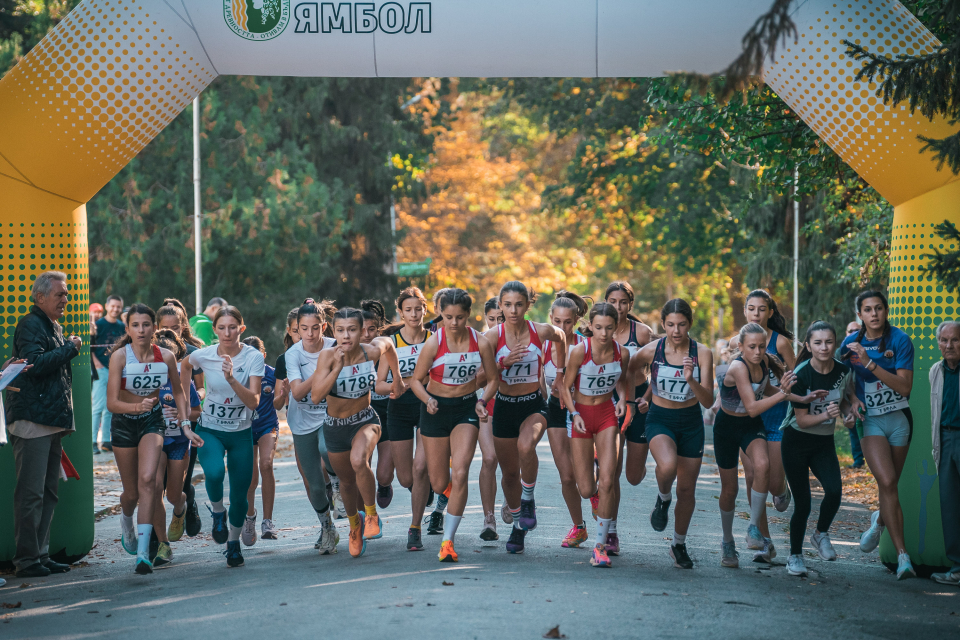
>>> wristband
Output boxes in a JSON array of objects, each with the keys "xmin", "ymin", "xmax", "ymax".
[
  {"xmin": 180, "ymin": 419, "xmax": 192, "ymax": 429},
  {"xmin": 556, "ymin": 367, "xmax": 565, "ymax": 374},
  {"xmin": 569, "ymin": 411, "xmax": 580, "ymax": 417},
  {"xmin": 867, "ymin": 361, "xmax": 877, "ymax": 372}
]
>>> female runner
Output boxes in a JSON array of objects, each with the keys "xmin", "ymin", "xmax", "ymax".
[
  {"xmin": 285, "ymin": 299, "xmax": 341, "ymax": 553},
  {"xmin": 478, "ymin": 297, "xmax": 506, "ymax": 538},
  {"xmin": 312, "ymin": 307, "xmax": 404, "ymax": 557},
  {"xmin": 604, "ymin": 281, "xmax": 655, "ymax": 554},
  {"xmin": 107, "ymin": 304, "xmax": 198, "ymax": 574},
  {"xmin": 409, "ymin": 289, "xmax": 496, "ymax": 562},
  {"xmin": 476, "ymin": 281, "xmax": 567, "ymax": 554},
  {"xmin": 241, "ymin": 336, "xmax": 280, "ymax": 544},
  {"xmin": 560, "ymin": 303, "xmax": 632, "ymax": 568},
  {"xmin": 543, "ymin": 292, "xmax": 589, "ymax": 549},
  {"xmin": 362, "ymin": 300, "xmax": 396, "ymax": 509},
  {"xmin": 781, "ymin": 321, "xmax": 853, "ymax": 577},
  {"xmin": 631, "ymin": 299, "xmax": 713, "ymax": 569},
  {"xmin": 181, "ymin": 306, "xmax": 264, "ymax": 568},
  {"xmin": 714, "ymin": 323, "xmax": 802, "ymax": 568},
  {"xmin": 150, "ymin": 329, "xmax": 202, "ymax": 566},
  {"xmin": 376, "ymin": 287, "xmax": 433, "ymax": 551},
  {"xmin": 840, "ymin": 291, "xmax": 916, "ymax": 579}
]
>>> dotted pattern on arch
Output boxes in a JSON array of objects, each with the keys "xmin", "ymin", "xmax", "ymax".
[{"xmin": 0, "ymin": 221, "xmax": 90, "ymax": 362}]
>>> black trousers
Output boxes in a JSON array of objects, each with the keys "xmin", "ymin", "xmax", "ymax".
[{"xmin": 781, "ymin": 427, "xmax": 842, "ymax": 556}]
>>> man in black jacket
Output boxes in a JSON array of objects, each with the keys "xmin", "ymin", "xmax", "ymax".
[{"xmin": 6, "ymin": 271, "xmax": 81, "ymax": 578}]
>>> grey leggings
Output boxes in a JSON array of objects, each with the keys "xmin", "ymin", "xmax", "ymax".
[{"xmin": 292, "ymin": 428, "xmax": 332, "ymax": 513}]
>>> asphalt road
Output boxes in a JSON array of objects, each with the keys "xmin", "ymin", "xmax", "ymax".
[{"xmin": 2, "ymin": 427, "xmax": 958, "ymax": 639}]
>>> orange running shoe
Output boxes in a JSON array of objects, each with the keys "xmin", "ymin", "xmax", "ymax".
[
  {"xmin": 364, "ymin": 513, "xmax": 382, "ymax": 540},
  {"xmin": 438, "ymin": 540, "xmax": 458, "ymax": 563},
  {"xmin": 443, "ymin": 481, "xmax": 452, "ymax": 499},
  {"xmin": 562, "ymin": 525, "xmax": 588, "ymax": 548},
  {"xmin": 349, "ymin": 514, "xmax": 367, "ymax": 558},
  {"xmin": 590, "ymin": 543, "xmax": 612, "ymax": 568}
]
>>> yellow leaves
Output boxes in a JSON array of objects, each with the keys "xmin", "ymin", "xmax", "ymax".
[
  {"xmin": 267, "ymin": 168, "xmax": 287, "ymax": 191},
  {"xmin": 572, "ymin": 87, "xmax": 581, "ymax": 95},
  {"xmin": 234, "ymin": 120, "xmax": 247, "ymax": 136}
]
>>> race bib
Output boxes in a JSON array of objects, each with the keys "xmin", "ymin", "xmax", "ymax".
[
  {"xmin": 436, "ymin": 352, "xmax": 481, "ymax": 386},
  {"xmin": 160, "ymin": 388, "xmax": 181, "ymax": 436},
  {"xmin": 123, "ymin": 362, "xmax": 167, "ymax": 396},
  {"xmin": 372, "ymin": 391, "xmax": 390, "ymax": 402},
  {"xmin": 501, "ymin": 354, "xmax": 540, "ymax": 385},
  {"xmin": 655, "ymin": 364, "xmax": 698, "ymax": 402},
  {"xmin": 203, "ymin": 396, "xmax": 248, "ymax": 428},
  {"xmin": 577, "ymin": 362, "xmax": 621, "ymax": 397},
  {"xmin": 809, "ymin": 388, "xmax": 842, "ymax": 424},
  {"xmin": 387, "ymin": 344, "xmax": 423, "ymax": 382},
  {"xmin": 864, "ymin": 381, "xmax": 909, "ymax": 417},
  {"xmin": 335, "ymin": 361, "xmax": 377, "ymax": 399},
  {"xmin": 296, "ymin": 393, "xmax": 327, "ymax": 415}
]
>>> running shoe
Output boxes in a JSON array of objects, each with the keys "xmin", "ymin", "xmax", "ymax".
[
  {"xmin": 185, "ymin": 499, "xmax": 201, "ymax": 537},
  {"xmin": 670, "ymin": 543, "xmax": 694, "ymax": 569},
  {"xmin": 590, "ymin": 543, "xmax": 612, "ymax": 568},
  {"xmin": 149, "ymin": 529, "xmax": 159, "ymax": 562},
  {"xmin": 153, "ymin": 542, "xmax": 172, "ymax": 567},
  {"xmin": 93, "ymin": 442, "xmax": 101, "ymax": 455},
  {"xmin": 786, "ymin": 554, "xmax": 807, "ymax": 576},
  {"xmin": 426, "ymin": 511, "xmax": 443, "ymax": 535},
  {"xmin": 241, "ymin": 513, "xmax": 258, "ymax": 547},
  {"xmin": 168, "ymin": 508, "xmax": 185, "ymax": 542},
  {"xmin": 101, "ymin": 441, "xmax": 113, "ymax": 452},
  {"xmin": 480, "ymin": 515, "xmax": 499, "ymax": 542},
  {"xmin": 753, "ymin": 537, "xmax": 777, "ymax": 563},
  {"xmin": 745, "ymin": 524, "xmax": 764, "ymax": 550},
  {"xmin": 427, "ymin": 488, "xmax": 435, "ymax": 508},
  {"xmin": 208, "ymin": 506, "xmax": 228, "ymax": 544},
  {"xmin": 120, "ymin": 518, "xmax": 137, "ymax": 555},
  {"xmin": 377, "ymin": 483, "xmax": 394, "ymax": 509},
  {"xmin": 332, "ymin": 490, "xmax": 346, "ymax": 520},
  {"xmin": 589, "ymin": 491, "xmax": 599, "ymax": 521},
  {"xmin": 501, "ymin": 503, "xmax": 514, "ymax": 525},
  {"xmin": 261, "ymin": 518, "xmax": 278, "ymax": 540},
  {"xmin": 506, "ymin": 527, "xmax": 527, "ymax": 554},
  {"xmin": 438, "ymin": 540, "xmax": 458, "ymax": 563},
  {"xmin": 135, "ymin": 556, "xmax": 153, "ymax": 575},
  {"xmin": 860, "ymin": 510, "xmax": 883, "ymax": 553},
  {"xmin": 318, "ymin": 518, "xmax": 339, "ymax": 555},
  {"xmin": 349, "ymin": 515, "xmax": 367, "ymax": 558},
  {"xmin": 364, "ymin": 514, "xmax": 383, "ymax": 540},
  {"xmin": 561, "ymin": 525, "xmax": 588, "ymax": 549},
  {"xmin": 605, "ymin": 532, "xmax": 620, "ymax": 556},
  {"xmin": 810, "ymin": 531, "xmax": 837, "ymax": 561},
  {"xmin": 897, "ymin": 552, "xmax": 916, "ymax": 580},
  {"xmin": 325, "ymin": 483, "xmax": 333, "ymax": 510},
  {"xmin": 650, "ymin": 496, "xmax": 671, "ymax": 532},
  {"xmin": 225, "ymin": 540, "xmax": 244, "ymax": 568},
  {"xmin": 774, "ymin": 487, "xmax": 792, "ymax": 513},
  {"xmin": 721, "ymin": 541, "xmax": 739, "ymax": 568},
  {"xmin": 931, "ymin": 570, "xmax": 960, "ymax": 586},
  {"xmin": 407, "ymin": 527, "xmax": 424, "ymax": 551},
  {"xmin": 518, "ymin": 498, "xmax": 537, "ymax": 531}
]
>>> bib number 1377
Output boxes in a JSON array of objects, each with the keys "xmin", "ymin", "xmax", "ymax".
[{"xmin": 206, "ymin": 402, "xmax": 245, "ymax": 420}]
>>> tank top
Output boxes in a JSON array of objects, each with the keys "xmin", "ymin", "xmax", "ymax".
[
  {"xmin": 544, "ymin": 333, "xmax": 584, "ymax": 392},
  {"xmin": 650, "ymin": 338, "xmax": 700, "ymax": 403},
  {"xmin": 429, "ymin": 327, "xmax": 482, "ymax": 386},
  {"xmin": 329, "ymin": 348, "xmax": 377, "ymax": 400},
  {"xmin": 621, "ymin": 321, "xmax": 643, "ymax": 361},
  {"xmin": 766, "ymin": 329, "xmax": 783, "ymax": 388},
  {"xmin": 495, "ymin": 321, "xmax": 544, "ymax": 386},
  {"xmin": 575, "ymin": 338, "xmax": 623, "ymax": 397},
  {"xmin": 121, "ymin": 344, "xmax": 167, "ymax": 417},
  {"xmin": 719, "ymin": 356, "xmax": 768, "ymax": 414},
  {"xmin": 387, "ymin": 328, "xmax": 432, "ymax": 382}
]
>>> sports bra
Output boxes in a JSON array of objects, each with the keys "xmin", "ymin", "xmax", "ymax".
[
  {"xmin": 495, "ymin": 320, "xmax": 544, "ymax": 386},
  {"xmin": 387, "ymin": 328, "xmax": 432, "ymax": 382},
  {"xmin": 766, "ymin": 329, "xmax": 783, "ymax": 388},
  {"xmin": 650, "ymin": 338, "xmax": 700, "ymax": 403},
  {"xmin": 621, "ymin": 320, "xmax": 643, "ymax": 361},
  {"xmin": 575, "ymin": 338, "xmax": 623, "ymax": 397},
  {"xmin": 121, "ymin": 343, "xmax": 168, "ymax": 417},
  {"xmin": 719, "ymin": 356, "xmax": 768, "ymax": 414},
  {"xmin": 544, "ymin": 333, "xmax": 584, "ymax": 392},
  {"xmin": 429, "ymin": 327, "xmax": 482, "ymax": 386},
  {"xmin": 330, "ymin": 348, "xmax": 377, "ymax": 400}
]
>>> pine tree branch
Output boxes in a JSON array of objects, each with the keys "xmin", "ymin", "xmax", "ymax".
[{"xmin": 920, "ymin": 219, "xmax": 960, "ymax": 291}]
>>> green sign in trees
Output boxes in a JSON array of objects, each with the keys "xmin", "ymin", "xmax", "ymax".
[{"xmin": 397, "ymin": 258, "xmax": 432, "ymax": 277}]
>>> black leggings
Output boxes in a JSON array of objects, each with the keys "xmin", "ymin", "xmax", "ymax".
[{"xmin": 781, "ymin": 427, "xmax": 842, "ymax": 556}]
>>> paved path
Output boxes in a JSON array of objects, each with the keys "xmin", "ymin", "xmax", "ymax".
[{"xmin": 2, "ymin": 428, "xmax": 958, "ymax": 639}]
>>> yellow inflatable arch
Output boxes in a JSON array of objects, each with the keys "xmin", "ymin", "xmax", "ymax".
[{"xmin": 0, "ymin": 0, "xmax": 956, "ymax": 567}]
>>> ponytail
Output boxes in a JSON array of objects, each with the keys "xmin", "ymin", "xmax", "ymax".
[
  {"xmin": 745, "ymin": 289, "xmax": 794, "ymax": 341},
  {"xmin": 282, "ymin": 307, "xmax": 299, "ymax": 350}
]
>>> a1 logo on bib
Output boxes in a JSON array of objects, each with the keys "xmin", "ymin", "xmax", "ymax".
[{"xmin": 225, "ymin": 0, "xmax": 291, "ymax": 41}]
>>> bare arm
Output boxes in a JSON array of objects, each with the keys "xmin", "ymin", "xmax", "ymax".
[
  {"xmin": 539, "ymin": 323, "xmax": 567, "ymax": 393},
  {"xmin": 369, "ymin": 337, "xmax": 406, "ymax": 398},
  {"xmin": 107, "ymin": 350, "xmax": 156, "ymax": 415},
  {"xmin": 731, "ymin": 360, "xmax": 793, "ymax": 418},
  {"xmin": 561, "ymin": 343, "xmax": 587, "ymax": 434},
  {"xmin": 476, "ymin": 334, "xmax": 500, "ymax": 418},
  {"xmin": 408, "ymin": 335, "xmax": 439, "ymax": 406},
  {"xmin": 311, "ymin": 348, "xmax": 343, "ymax": 405},
  {"xmin": 687, "ymin": 345, "xmax": 714, "ymax": 409}
]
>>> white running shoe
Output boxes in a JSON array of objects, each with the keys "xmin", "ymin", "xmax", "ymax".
[
  {"xmin": 774, "ymin": 487, "xmax": 792, "ymax": 513},
  {"xmin": 860, "ymin": 510, "xmax": 883, "ymax": 552},
  {"xmin": 332, "ymin": 490, "xmax": 346, "ymax": 519},
  {"xmin": 501, "ymin": 503, "xmax": 513, "ymax": 525},
  {"xmin": 120, "ymin": 517, "xmax": 137, "ymax": 555},
  {"xmin": 810, "ymin": 531, "xmax": 837, "ymax": 561},
  {"xmin": 897, "ymin": 552, "xmax": 916, "ymax": 580},
  {"xmin": 931, "ymin": 570, "xmax": 960, "ymax": 586},
  {"xmin": 787, "ymin": 554, "xmax": 807, "ymax": 576},
  {"xmin": 721, "ymin": 541, "xmax": 739, "ymax": 568},
  {"xmin": 241, "ymin": 513, "xmax": 258, "ymax": 547},
  {"xmin": 745, "ymin": 524, "xmax": 764, "ymax": 550},
  {"xmin": 261, "ymin": 518, "xmax": 278, "ymax": 540},
  {"xmin": 318, "ymin": 513, "xmax": 339, "ymax": 555},
  {"xmin": 753, "ymin": 537, "xmax": 776, "ymax": 563}
]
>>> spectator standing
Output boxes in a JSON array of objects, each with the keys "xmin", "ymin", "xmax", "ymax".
[
  {"xmin": 6, "ymin": 271, "xmax": 81, "ymax": 578},
  {"xmin": 189, "ymin": 297, "xmax": 227, "ymax": 347},
  {"xmin": 844, "ymin": 320, "xmax": 865, "ymax": 468},
  {"xmin": 91, "ymin": 295, "xmax": 125, "ymax": 453},
  {"xmin": 931, "ymin": 321, "xmax": 960, "ymax": 586}
]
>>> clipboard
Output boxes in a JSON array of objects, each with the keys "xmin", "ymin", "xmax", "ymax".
[{"xmin": 0, "ymin": 363, "xmax": 26, "ymax": 392}]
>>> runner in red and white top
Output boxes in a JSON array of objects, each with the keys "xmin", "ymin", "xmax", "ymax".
[
  {"xmin": 409, "ymin": 289, "xmax": 497, "ymax": 562},
  {"xmin": 476, "ymin": 281, "xmax": 567, "ymax": 555}
]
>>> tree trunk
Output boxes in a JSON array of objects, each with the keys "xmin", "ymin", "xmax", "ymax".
[{"xmin": 728, "ymin": 262, "xmax": 747, "ymax": 332}]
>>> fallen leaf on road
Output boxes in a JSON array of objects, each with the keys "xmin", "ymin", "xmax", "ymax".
[
  {"xmin": 442, "ymin": 581, "xmax": 453, "ymax": 586},
  {"xmin": 543, "ymin": 625, "xmax": 566, "ymax": 638},
  {"xmin": 513, "ymin": 600, "xmax": 522, "ymax": 604},
  {"xmin": 17, "ymin": 584, "xmax": 30, "ymax": 589},
  {"xmin": 1, "ymin": 603, "xmax": 21, "ymax": 609}
]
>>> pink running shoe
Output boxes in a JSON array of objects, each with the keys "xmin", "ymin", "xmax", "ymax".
[
  {"xmin": 605, "ymin": 532, "xmax": 620, "ymax": 556},
  {"xmin": 590, "ymin": 491, "xmax": 599, "ymax": 520},
  {"xmin": 561, "ymin": 525, "xmax": 588, "ymax": 548},
  {"xmin": 590, "ymin": 543, "xmax": 612, "ymax": 568}
]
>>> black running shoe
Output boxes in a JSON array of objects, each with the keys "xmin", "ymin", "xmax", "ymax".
[
  {"xmin": 650, "ymin": 496, "xmax": 671, "ymax": 532},
  {"xmin": 506, "ymin": 527, "xmax": 526, "ymax": 554},
  {"xmin": 377, "ymin": 483, "xmax": 394, "ymax": 509},
  {"xmin": 426, "ymin": 511, "xmax": 443, "ymax": 535},
  {"xmin": 427, "ymin": 488, "xmax": 435, "ymax": 508},
  {"xmin": 670, "ymin": 543, "xmax": 694, "ymax": 569},
  {"xmin": 134, "ymin": 557, "xmax": 153, "ymax": 575},
  {"xmin": 209, "ymin": 506, "xmax": 229, "ymax": 544},
  {"xmin": 407, "ymin": 527, "xmax": 424, "ymax": 551},
  {"xmin": 148, "ymin": 528, "xmax": 159, "ymax": 563},
  {"xmin": 225, "ymin": 541, "xmax": 244, "ymax": 568},
  {"xmin": 185, "ymin": 499, "xmax": 201, "ymax": 537}
]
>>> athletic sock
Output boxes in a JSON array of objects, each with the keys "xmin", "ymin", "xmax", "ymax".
[
  {"xmin": 658, "ymin": 491, "xmax": 672, "ymax": 502},
  {"xmin": 521, "ymin": 480, "xmax": 536, "ymax": 501},
  {"xmin": 433, "ymin": 492, "xmax": 448, "ymax": 514},
  {"xmin": 510, "ymin": 506, "xmax": 522, "ymax": 529},
  {"xmin": 121, "ymin": 513, "xmax": 134, "ymax": 529},
  {"xmin": 442, "ymin": 514, "xmax": 462, "ymax": 543},
  {"xmin": 595, "ymin": 518, "xmax": 612, "ymax": 548},
  {"xmin": 750, "ymin": 490, "xmax": 767, "ymax": 527},
  {"xmin": 673, "ymin": 531, "xmax": 686, "ymax": 546},
  {"xmin": 364, "ymin": 504, "xmax": 377, "ymax": 518},
  {"xmin": 576, "ymin": 521, "xmax": 586, "ymax": 530},
  {"xmin": 348, "ymin": 513, "xmax": 361, "ymax": 530},
  {"xmin": 409, "ymin": 523, "xmax": 421, "ymax": 530},
  {"xmin": 211, "ymin": 500, "xmax": 225, "ymax": 513},
  {"xmin": 610, "ymin": 520, "xmax": 618, "ymax": 534},
  {"xmin": 316, "ymin": 507, "xmax": 330, "ymax": 523},
  {"xmin": 173, "ymin": 505, "xmax": 185, "ymax": 518},
  {"xmin": 720, "ymin": 509, "xmax": 735, "ymax": 543},
  {"xmin": 228, "ymin": 524, "xmax": 241, "ymax": 542},
  {"xmin": 136, "ymin": 524, "xmax": 153, "ymax": 558},
  {"xmin": 330, "ymin": 475, "xmax": 340, "ymax": 491}
]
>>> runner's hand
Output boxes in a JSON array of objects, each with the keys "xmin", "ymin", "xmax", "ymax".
[
  {"xmin": 332, "ymin": 347, "xmax": 346, "ymax": 368},
  {"xmin": 846, "ymin": 342, "xmax": 868, "ymax": 362},
  {"xmin": 221, "ymin": 354, "xmax": 234, "ymax": 381},
  {"xmin": 183, "ymin": 425, "xmax": 204, "ymax": 448},
  {"xmin": 682, "ymin": 356, "xmax": 696, "ymax": 382},
  {"xmin": 615, "ymin": 397, "xmax": 627, "ymax": 419},
  {"xmin": 161, "ymin": 405, "xmax": 178, "ymax": 421},
  {"xmin": 390, "ymin": 377, "xmax": 407, "ymax": 400},
  {"xmin": 572, "ymin": 414, "xmax": 586, "ymax": 435},
  {"xmin": 475, "ymin": 399, "xmax": 489, "ymax": 420},
  {"xmin": 138, "ymin": 397, "xmax": 158, "ymax": 413},
  {"xmin": 825, "ymin": 403, "xmax": 841, "ymax": 420},
  {"xmin": 502, "ymin": 348, "xmax": 527, "ymax": 368},
  {"xmin": 426, "ymin": 397, "xmax": 439, "ymax": 415},
  {"xmin": 778, "ymin": 370, "xmax": 797, "ymax": 394},
  {"xmin": 636, "ymin": 397, "xmax": 649, "ymax": 414}
]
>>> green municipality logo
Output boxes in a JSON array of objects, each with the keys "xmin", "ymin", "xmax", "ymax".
[{"xmin": 225, "ymin": 0, "xmax": 290, "ymax": 41}]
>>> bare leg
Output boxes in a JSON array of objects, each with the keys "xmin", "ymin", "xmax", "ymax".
[
  {"xmin": 673, "ymin": 456, "xmax": 703, "ymax": 536},
  {"xmin": 258, "ymin": 433, "xmax": 278, "ymax": 520},
  {"xmin": 247, "ymin": 443, "xmax": 260, "ymax": 518},
  {"xmin": 478, "ymin": 418, "xmax": 499, "ymax": 517},
  {"xmin": 547, "ymin": 427, "xmax": 584, "ymax": 526},
  {"xmin": 376, "ymin": 440, "xmax": 395, "ymax": 488},
  {"xmin": 411, "ymin": 432, "xmax": 430, "ymax": 527},
  {"xmin": 624, "ymin": 442, "xmax": 649, "ymax": 486},
  {"xmin": 862, "ymin": 436, "xmax": 910, "ymax": 552}
]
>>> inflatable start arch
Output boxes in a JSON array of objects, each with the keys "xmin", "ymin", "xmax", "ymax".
[{"xmin": 0, "ymin": 0, "xmax": 956, "ymax": 568}]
